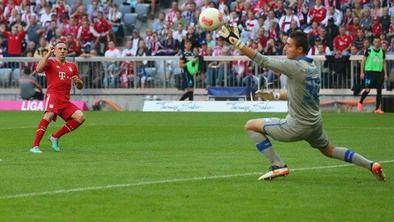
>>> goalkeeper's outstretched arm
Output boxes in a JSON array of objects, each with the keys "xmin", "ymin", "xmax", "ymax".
[{"xmin": 218, "ymin": 25, "xmax": 300, "ymax": 78}]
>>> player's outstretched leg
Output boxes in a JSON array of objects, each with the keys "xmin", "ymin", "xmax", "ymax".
[
  {"xmin": 358, "ymin": 89, "xmax": 370, "ymax": 112},
  {"xmin": 30, "ymin": 113, "xmax": 54, "ymax": 153},
  {"xmin": 244, "ymin": 119, "xmax": 288, "ymax": 181},
  {"xmin": 320, "ymin": 144, "xmax": 385, "ymax": 181},
  {"xmin": 50, "ymin": 111, "xmax": 85, "ymax": 152}
]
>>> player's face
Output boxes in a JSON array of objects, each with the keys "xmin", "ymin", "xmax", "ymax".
[
  {"xmin": 284, "ymin": 38, "xmax": 303, "ymax": 59},
  {"xmin": 373, "ymin": 38, "xmax": 381, "ymax": 49},
  {"xmin": 54, "ymin": 43, "xmax": 67, "ymax": 61}
]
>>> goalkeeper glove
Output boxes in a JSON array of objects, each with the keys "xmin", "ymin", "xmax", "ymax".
[{"xmin": 218, "ymin": 24, "xmax": 245, "ymax": 49}]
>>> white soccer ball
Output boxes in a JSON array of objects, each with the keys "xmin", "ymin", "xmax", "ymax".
[{"xmin": 198, "ymin": 8, "xmax": 224, "ymax": 31}]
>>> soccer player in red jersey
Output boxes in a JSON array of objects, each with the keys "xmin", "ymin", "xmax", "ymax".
[{"xmin": 30, "ymin": 41, "xmax": 85, "ymax": 153}]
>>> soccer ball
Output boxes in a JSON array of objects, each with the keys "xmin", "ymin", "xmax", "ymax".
[{"xmin": 198, "ymin": 8, "xmax": 224, "ymax": 31}]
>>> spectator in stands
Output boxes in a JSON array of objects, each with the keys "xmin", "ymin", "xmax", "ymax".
[
  {"xmin": 157, "ymin": 29, "xmax": 179, "ymax": 56},
  {"xmin": 206, "ymin": 32, "xmax": 215, "ymax": 49},
  {"xmin": 353, "ymin": 1, "xmax": 363, "ymax": 18},
  {"xmin": 326, "ymin": 49, "xmax": 350, "ymax": 88},
  {"xmin": 371, "ymin": 0, "xmax": 383, "ymax": 18},
  {"xmin": 307, "ymin": 37, "xmax": 331, "ymax": 57},
  {"xmin": 322, "ymin": 5, "xmax": 342, "ymax": 27},
  {"xmin": 130, "ymin": 30, "xmax": 142, "ymax": 55},
  {"xmin": 342, "ymin": 7, "xmax": 353, "ymax": 27},
  {"xmin": 24, "ymin": 41, "xmax": 36, "ymax": 56},
  {"xmin": 229, "ymin": 11, "xmax": 240, "ymax": 28},
  {"xmin": 166, "ymin": 1, "xmax": 178, "ymax": 26},
  {"xmin": 245, "ymin": 10, "xmax": 259, "ymax": 39},
  {"xmin": 119, "ymin": 40, "xmax": 134, "ymax": 88},
  {"xmin": 173, "ymin": 24, "xmax": 186, "ymax": 43},
  {"xmin": 108, "ymin": 3, "xmax": 123, "ymax": 45},
  {"xmin": 268, "ymin": 20, "xmax": 280, "ymax": 42},
  {"xmin": 371, "ymin": 16, "xmax": 383, "ymax": 37},
  {"xmin": 34, "ymin": 37, "xmax": 49, "ymax": 58},
  {"xmin": 182, "ymin": 1, "xmax": 197, "ymax": 26},
  {"xmin": 54, "ymin": 0, "xmax": 71, "ymax": 23},
  {"xmin": 334, "ymin": 26, "xmax": 353, "ymax": 55},
  {"xmin": 103, "ymin": 40, "xmax": 121, "ymax": 88},
  {"xmin": 308, "ymin": 0, "xmax": 327, "ymax": 25},
  {"xmin": 0, "ymin": 24, "xmax": 27, "ymax": 58},
  {"xmin": 172, "ymin": 9, "xmax": 187, "ymax": 29},
  {"xmin": 10, "ymin": 12, "xmax": 27, "ymax": 30},
  {"xmin": 26, "ymin": 15, "xmax": 44, "ymax": 45},
  {"xmin": 230, "ymin": 49, "xmax": 249, "ymax": 87},
  {"xmin": 183, "ymin": 25, "xmax": 200, "ymax": 50},
  {"xmin": 389, "ymin": 17, "xmax": 394, "ymax": 39},
  {"xmin": 362, "ymin": 38, "xmax": 371, "ymax": 54},
  {"xmin": 324, "ymin": 17, "xmax": 339, "ymax": 50},
  {"xmin": 286, "ymin": 20, "xmax": 301, "ymax": 37},
  {"xmin": 65, "ymin": 33, "xmax": 81, "ymax": 57},
  {"xmin": 77, "ymin": 19, "xmax": 95, "ymax": 53},
  {"xmin": 92, "ymin": 11, "xmax": 112, "ymax": 55},
  {"xmin": 71, "ymin": 5, "xmax": 87, "ymax": 23},
  {"xmin": 88, "ymin": 0, "xmax": 102, "ymax": 21},
  {"xmin": 206, "ymin": 37, "xmax": 227, "ymax": 87},
  {"xmin": 353, "ymin": 28, "xmax": 366, "ymax": 50},
  {"xmin": 360, "ymin": 8, "xmax": 372, "ymax": 32},
  {"xmin": 135, "ymin": 39, "xmax": 152, "ymax": 88},
  {"xmin": 381, "ymin": 7, "xmax": 391, "ymax": 33},
  {"xmin": 44, "ymin": 20, "xmax": 57, "ymax": 42},
  {"xmin": 347, "ymin": 16, "xmax": 362, "ymax": 38},
  {"xmin": 40, "ymin": 4, "xmax": 53, "ymax": 27},
  {"xmin": 264, "ymin": 38, "xmax": 277, "ymax": 55},
  {"xmin": 152, "ymin": 11, "xmax": 166, "ymax": 34},
  {"xmin": 279, "ymin": 6, "xmax": 300, "ymax": 33},
  {"xmin": 4, "ymin": 0, "xmax": 20, "ymax": 19},
  {"xmin": 79, "ymin": 49, "xmax": 104, "ymax": 88}
]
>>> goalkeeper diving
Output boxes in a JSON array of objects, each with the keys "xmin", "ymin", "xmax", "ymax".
[{"xmin": 218, "ymin": 25, "xmax": 385, "ymax": 181}]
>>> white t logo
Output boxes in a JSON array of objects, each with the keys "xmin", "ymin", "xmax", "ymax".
[{"xmin": 59, "ymin": 72, "xmax": 66, "ymax": 80}]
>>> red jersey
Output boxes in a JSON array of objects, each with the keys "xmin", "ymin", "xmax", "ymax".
[
  {"xmin": 334, "ymin": 35, "xmax": 353, "ymax": 52},
  {"xmin": 79, "ymin": 26, "xmax": 95, "ymax": 42},
  {"xmin": 372, "ymin": 23, "xmax": 382, "ymax": 37},
  {"xmin": 69, "ymin": 24, "xmax": 80, "ymax": 37},
  {"xmin": 2, "ymin": 31, "xmax": 26, "ymax": 55},
  {"xmin": 3, "ymin": 0, "xmax": 22, "ymax": 5},
  {"xmin": 93, "ymin": 18, "xmax": 111, "ymax": 34},
  {"xmin": 43, "ymin": 59, "xmax": 80, "ymax": 95},
  {"xmin": 309, "ymin": 6, "xmax": 327, "ymax": 24}
]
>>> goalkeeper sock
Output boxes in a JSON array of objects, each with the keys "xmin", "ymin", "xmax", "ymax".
[
  {"xmin": 52, "ymin": 119, "xmax": 83, "ymax": 139},
  {"xmin": 247, "ymin": 131, "xmax": 284, "ymax": 167},
  {"xmin": 331, "ymin": 147, "xmax": 373, "ymax": 169},
  {"xmin": 33, "ymin": 119, "xmax": 50, "ymax": 147}
]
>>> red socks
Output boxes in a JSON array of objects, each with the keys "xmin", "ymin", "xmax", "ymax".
[
  {"xmin": 33, "ymin": 119, "xmax": 50, "ymax": 147},
  {"xmin": 52, "ymin": 119, "xmax": 82, "ymax": 139}
]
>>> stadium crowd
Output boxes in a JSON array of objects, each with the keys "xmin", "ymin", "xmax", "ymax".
[{"xmin": 0, "ymin": 0, "xmax": 393, "ymax": 89}]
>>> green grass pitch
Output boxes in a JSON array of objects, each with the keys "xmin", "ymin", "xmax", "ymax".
[{"xmin": 0, "ymin": 112, "xmax": 393, "ymax": 222}]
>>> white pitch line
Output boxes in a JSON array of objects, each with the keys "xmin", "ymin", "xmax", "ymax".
[{"xmin": 1, "ymin": 159, "xmax": 393, "ymax": 200}]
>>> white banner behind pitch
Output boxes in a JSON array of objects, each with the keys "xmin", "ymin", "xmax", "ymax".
[{"xmin": 143, "ymin": 101, "xmax": 288, "ymax": 112}]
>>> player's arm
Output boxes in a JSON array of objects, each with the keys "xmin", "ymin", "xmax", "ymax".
[
  {"xmin": 218, "ymin": 24, "xmax": 299, "ymax": 77},
  {"xmin": 179, "ymin": 54, "xmax": 186, "ymax": 68},
  {"xmin": 35, "ymin": 46, "xmax": 54, "ymax": 73},
  {"xmin": 72, "ymin": 76, "xmax": 83, "ymax": 89},
  {"xmin": 383, "ymin": 51, "xmax": 388, "ymax": 81},
  {"xmin": 72, "ymin": 64, "xmax": 83, "ymax": 89},
  {"xmin": 360, "ymin": 50, "xmax": 368, "ymax": 80}
]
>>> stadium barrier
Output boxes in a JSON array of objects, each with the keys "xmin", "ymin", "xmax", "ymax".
[{"xmin": 0, "ymin": 56, "xmax": 393, "ymax": 91}]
